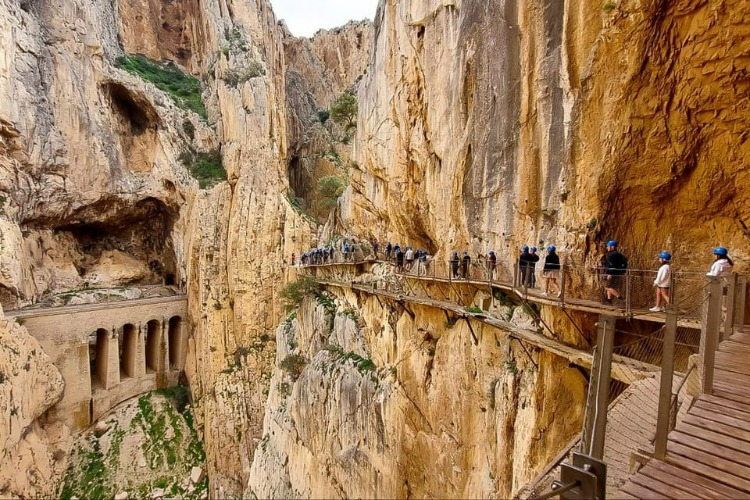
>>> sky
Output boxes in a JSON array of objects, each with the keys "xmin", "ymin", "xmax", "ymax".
[{"xmin": 270, "ymin": 0, "xmax": 379, "ymax": 38}]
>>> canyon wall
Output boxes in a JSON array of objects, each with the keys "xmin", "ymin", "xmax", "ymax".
[{"xmin": 345, "ymin": 0, "xmax": 750, "ymax": 271}]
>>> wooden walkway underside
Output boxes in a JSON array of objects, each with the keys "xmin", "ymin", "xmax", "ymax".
[
  {"xmin": 618, "ymin": 331, "xmax": 750, "ymax": 498},
  {"xmin": 317, "ymin": 279, "xmax": 657, "ymax": 383}
]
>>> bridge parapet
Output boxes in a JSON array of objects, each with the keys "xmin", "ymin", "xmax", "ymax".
[{"xmin": 10, "ymin": 296, "xmax": 188, "ymax": 431}]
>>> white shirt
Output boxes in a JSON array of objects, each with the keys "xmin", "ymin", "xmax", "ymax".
[
  {"xmin": 405, "ymin": 249, "xmax": 414, "ymax": 260},
  {"xmin": 707, "ymin": 258, "xmax": 732, "ymax": 277},
  {"xmin": 654, "ymin": 263, "xmax": 671, "ymax": 287}
]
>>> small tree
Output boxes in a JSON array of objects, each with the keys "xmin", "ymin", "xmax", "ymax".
[
  {"xmin": 279, "ymin": 275, "xmax": 320, "ymax": 308},
  {"xmin": 317, "ymin": 175, "xmax": 346, "ymax": 208},
  {"xmin": 330, "ymin": 91, "xmax": 357, "ymax": 131}
]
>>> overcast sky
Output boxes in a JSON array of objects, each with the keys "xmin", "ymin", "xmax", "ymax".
[{"xmin": 269, "ymin": 0, "xmax": 379, "ymax": 38}]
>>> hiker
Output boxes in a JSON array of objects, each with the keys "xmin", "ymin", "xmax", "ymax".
[
  {"xmin": 405, "ymin": 246, "xmax": 415, "ymax": 272},
  {"xmin": 461, "ymin": 251, "xmax": 471, "ymax": 279},
  {"xmin": 343, "ymin": 242, "xmax": 350, "ymax": 261},
  {"xmin": 372, "ymin": 239, "xmax": 379, "ymax": 258},
  {"xmin": 291, "ymin": 253, "xmax": 296, "ymax": 266},
  {"xmin": 395, "ymin": 245, "xmax": 405, "ymax": 273},
  {"xmin": 451, "ymin": 251, "xmax": 460, "ymax": 279},
  {"xmin": 650, "ymin": 251, "xmax": 672, "ymax": 312},
  {"xmin": 519, "ymin": 245, "xmax": 531, "ymax": 286},
  {"xmin": 601, "ymin": 240, "xmax": 628, "ymax": 305},
  {"xmin": 385, "ymin": 242, "xmax": 392, "ymax": 260},
  {"xmin": 487, "ymin": 251, "xmax": 497, "ymax": 279},
  {"xmin": 707, "ymin": 246, "xmax": 733, "ymax": 277},
  {"xmin": 418, "ymin": 250, "xmax": 429, "ymax": 276},
  {"xmin": 542, "ymin": 245, "xmax": 561, "ymax": 297},
  {"xmin": 528, "ymin": 247, "xmax": 540, "ymax": 287}
]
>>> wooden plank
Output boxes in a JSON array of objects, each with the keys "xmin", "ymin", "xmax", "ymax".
[
  {"xmin": 702, "ymin": 394, "xmax": 750, "ymax": 414},
  {"xmin": 689, "ymin": 406, "xmax": 750, "ymax": 433},
  {"xmin": 713, "ymin": 384, "xmax": 750, "ymax": 406},
  {"xmin": 717, "ymin": 342, "xmax": 750, "ymax": 355},
  {"xmin": 713, "ymin": 368, "xmax": 750, "ymax": 386},
  {"xmin": 667, "ymin": 442, "xmax": 750, "ymax": 492},
  {"xmin": 620, "ymin": 480, "xmax": 670, "ymax": 500},
  {"xmin": 683, "ymin": 414, "xmax": 750, "ymax": 441},
  {"xmin": 670, "ymin": 431, "xmax": 750, "ymax": 468},
  {"xmin": 646, "ymin": 460, "xmax": 748, "ymax": 499},
  {"xmin": 640, "ymin": 462, "xmax": 729, "ymax": 499},
  {"xmin": 728, "ymin": 333, "xmax": 750, "ymax": 345},
  {"xmin": 630, "ymin": 471, "xmax": 700, "ymax": 499},
  {"xmin": 678, "ymin": 422, "xmax": 750, "ymax": 455},
  {"xmin": 694, "ymin": 398, "xmax": 750, "ymax": 419}
]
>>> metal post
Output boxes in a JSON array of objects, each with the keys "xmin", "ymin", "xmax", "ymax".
[
  {"xmin": 734, "ymin": 276, "xmax": 747, "ymax": 334},
  {"xmin": 560, "ymin": 263, "xmax": 566, "ymax": 306},
  {"xmin": 513, "ymin": 259, "xmax": 519, "ymax": 290},
  {"xmin": 700, "ymin": 277, "xmax": 722, "ymax": 395},
  {"xmin": 723, "ymin": 273, "xmax": 737, "ymax": 340},
  {"xmin": 625, "ymin": 268, "xmax": 632, "ymax": 316},
  {"xmin": 581, "ymin": 315, "xmax": 616, "ymax": 459},
  {"xmin": 654, "ymin": 306, "xmax": 677, "ymax": 460}
]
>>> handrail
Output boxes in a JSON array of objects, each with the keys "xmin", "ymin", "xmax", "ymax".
[{"xmin": 530, "ymin": 480, "xmax": 580, "ymax": 500}]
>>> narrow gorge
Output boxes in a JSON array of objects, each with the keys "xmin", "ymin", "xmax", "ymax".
[{"xmin": 0, "ymin": 0, "xmax": 748, "ymax": 498}]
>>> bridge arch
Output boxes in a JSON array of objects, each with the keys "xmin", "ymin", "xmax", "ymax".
[
  {"xmin": 90, "ymin": 328, "xmax": 113, "ymax": 390},
  {"xmin": 121, "ymin": 323, "xmax": 138, "ymax": 379},
  {"xmin": 145, "ymin": 319, "xmax": 161, "ymax": 373},
  {"xmin": 168, "ymin": 316, "xmax": 184, "ymax": 370}
]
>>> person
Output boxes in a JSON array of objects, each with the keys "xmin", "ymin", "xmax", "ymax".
[
  {"xmin": 343, "ymin": 242, "xmax": 350, "ymax": 262},
  {"xmin": 461, "ymin": 251, "xmax": 471, "ymax": 279},
  {"xmin": 650, "ymin": 251, "xmax": 671, "ymax": 312},
  {"xmin": 372, "ymin": 239, "xmax": 379, "ymax": 258},
  {"xmin": 707, "ymin": 246, "xmax": 733, "ymax": 277},
  {"xmin": 450, "ymin": 251, "xmax": 460, "ymax": 279},
  {"xmin": 528, "ymin": 247, "xmax": 540, "ymax": 287},
  {"xmin": 291, "ymin": 253, "xmax": 296, "ymax": 266},
  {"xmin": 519, "ymin": 245, "xmax": 531, "ymax": 286},
  {"xmin": 405, "ymin": 246, "xmax": 415, "ymax": 272},
  {"xmin": 542, "ymin": 245, "xmax": 560, "ymax": 296},
  {"xmin": 487, "ymin": 251, "xmax": 497, "ymax": 279},
  {"xmin": 418, "ymin": 250, "xmax": 429, "ymax": 276},
  {"xmin": 395, "ymin": 245, "xmax": 405, "ymax": 273},
  {"xmin": 385, "ymin": 242, "xmax": 392, "ymax": 260},
  {"xmin": 601, "ymin": 240, "xmax": 628, "ymax": 305}
]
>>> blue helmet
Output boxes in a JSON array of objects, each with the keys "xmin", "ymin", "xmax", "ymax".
[
  {"xmin": 452, "ymin": 251, "xmax": 458, "ymax": 257},
  {"xmin": 530, "ymin": 246, "xmax": 537, "ymax": 252},
  {"xmin": 658, "ymin": 251, "xmax": 671, "ymax": 261},
  {"xmin": 522, "ymin": 245, "xmax": 529, "ymax": 251},
  {"xmin": 489, "ymin": 251, "xmax": 495, "ymax": 255},
  {"xmin": 462, "ymin": 250, "xmax": 468, "ymax": 255},
  {"xmin": 714, "ymin": 246, "xmax": 728, "ymax": 256},
  {"xmin": 606, "ymin": 240, "xmax": 618, "ymax": 248},
  {"xmin": 547, "ymin": 245, "xmax": 556, "ymax": 252}
]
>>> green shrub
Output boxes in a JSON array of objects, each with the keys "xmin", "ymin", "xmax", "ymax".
[
  {"xmin": 465, "ymin": 306, "xmax": 483, "ymax": 314},
  {"xmin": 116, "ymin": 54, "xmax": 207, "ymax": 119},
  {"xmin": 602, "ymin": 1, "xmax": 616, "ymax": 11},
  {"xmin": 182, "ymin": 119, "xmax": 195, "ymax": 140},
  {"xmin": 180, "ymin": 148, "xmax": 226, "ymax": 188},
  {"xmin": 330, "ymin": 91, "xmax": 357, "ymax": 131},
  {"xmin": 222, "ymin": 61, "xmax": 265, "ymax": 86},
  {"xmin": 317, "ymin": 175, "xmax": 346, "ymax": 208},
  {"xmin": 316, "ymin": 110, "xmax": 330, "ymax": 124},
  {"xmin": 279, "ymin": 354, "xmax": 307, "ymax": 381},
  {"xmin": 505, "ymin": 360, "xmax": 519, "ymax": 375},
  {"xmin": 279, "ymin": 276, "xmax": 320, "ymax": 308}
]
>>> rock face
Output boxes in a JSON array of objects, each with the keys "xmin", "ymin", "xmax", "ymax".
[
  {"xmin": 345, "ymin": 0, "xmax": 750, "ymax": 270},
  {"xmin": 283, "ymin": 21, "xmax": 373, "ymax": 220},
  {"xmin": 248, "ymin": 288, "xmax": 586, "ymax": 498},
  {"xmin": 0, "ymin": 311, "xmax": 70, "ymax": 497}
]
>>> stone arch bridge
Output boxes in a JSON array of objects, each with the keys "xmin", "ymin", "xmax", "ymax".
[{"xmin": 7, "ymin": 295, "xmax": 188, "ymax": 431}]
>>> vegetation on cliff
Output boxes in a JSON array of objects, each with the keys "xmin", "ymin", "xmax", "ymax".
[
  {"xmin": 179, "ymin": 148, "xmax": 226, "ymax": 189},
  {"xmin": 116, "ymin": 54, "xmax": 207, "ymax": 119}
]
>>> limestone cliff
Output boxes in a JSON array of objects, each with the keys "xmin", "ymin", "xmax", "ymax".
[
  {"xmin": 0, "ymin": 311, "xmax": 69, "ymax": 497},
  {"xmin": 345, "ymin": 0, "xmax": 750, "ymax": 270},
  {"xmin": 248, "ymin": 282, "xmax": 587, "ymax": 498}
]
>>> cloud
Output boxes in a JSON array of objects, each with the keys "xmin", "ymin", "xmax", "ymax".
[{"xmin": 270, "ymin": 0, "xmax": 379, "ymax": 37}]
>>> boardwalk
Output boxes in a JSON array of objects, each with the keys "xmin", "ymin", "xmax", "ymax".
[
  {"xmin": 299, "ymin": 260, "xmax": 703, "ymax": 329},
  {"xmin": 618, "ymin": 329, "xmax": 750, "ymax": 498},
  {"xmin": 317, "ymin": 278, "xmax": 658, "ymax": 383}
]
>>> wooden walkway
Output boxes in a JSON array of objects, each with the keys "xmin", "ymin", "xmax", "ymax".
[
  {"xmin": 618, "ymin": 329, "xmax": 750, "ymax": 499},
  {"xmin": 317, "ymin": 278, "xmax": 658, "ymax": 383},
  {"xmin": 299, "ymin": 261, "xmax": 702, "ymax": 329}
]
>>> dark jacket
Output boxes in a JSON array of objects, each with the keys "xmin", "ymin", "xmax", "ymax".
[
  {"xmin": 543, "ymin": 253, "xmax": 560, "ymax": 271},
  {"xmin": 603, "ymin": 251, "xmax": 628, "ymax": 276}
]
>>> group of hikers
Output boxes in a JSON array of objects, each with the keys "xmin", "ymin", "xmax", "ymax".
[{"xmin": 292, "ymin": 236, "xmax": 736, "ymax": 314}]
